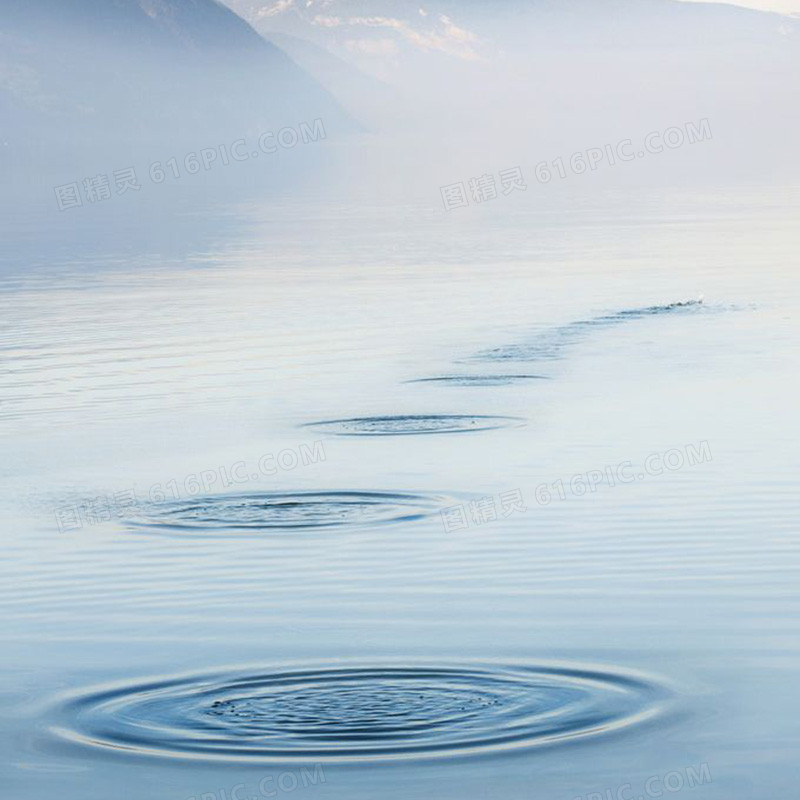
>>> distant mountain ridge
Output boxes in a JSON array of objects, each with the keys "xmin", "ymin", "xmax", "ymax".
[
  {"xmin": 0, "ymin": 0, "xmax": 359, "ymax": 170},
  {"xmin": 226, "ymin": 0, "xmax": 798, "ymax": 61}
]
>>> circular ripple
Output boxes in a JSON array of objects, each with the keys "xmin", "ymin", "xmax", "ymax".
[
  {"xmin": 304, "ymin": 415, "xmax": 524, "ymax": 436},
  {"xmin": 407, "ymin": 375, "xmax": 550, "ymax": 387},
  {"xmin": 128, "ymin": 491, "xmax": 446, "ymax": 534},
  {"xmin": 49, "ymin": 662, "xmax": 671, "ymax": 763}
]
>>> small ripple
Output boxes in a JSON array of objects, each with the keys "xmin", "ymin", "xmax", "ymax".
[
  {"xmin": 127, "ymin": 491, "xmax": 448, "ymax": 535},
  {"xmin": 304, "ymin": 415, "xmax": 525, "ymax": 436},
  {"xmin": 47, "ymin": 661, "xmax": 672, "ymax": 763},
  {"xmin": 474, "ymin": 299, "xmax": 711, "ymax": 363},
  {"xmin": 406, "ymin": 375, "xmax": 551, "ymax": 387}
]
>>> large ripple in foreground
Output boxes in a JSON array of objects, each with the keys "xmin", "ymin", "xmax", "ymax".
[{"xmin": 48, "ymin": 661, "xmax": 672, "ymax": 763}]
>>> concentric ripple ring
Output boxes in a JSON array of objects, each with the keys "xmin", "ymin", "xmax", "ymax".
[
  {"xmin": 304, "ymin": 415, "xmax": 525, "ymax": 436},
  {"xmin": 47, "ymin": 661, "xmax": 672, "ymax": 763},
  {"xmin": 127, "ymin": 491, "xmax": 449, "ymax": 534}
]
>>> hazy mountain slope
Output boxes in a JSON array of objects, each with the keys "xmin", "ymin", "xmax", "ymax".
[
  {"xmin": 0, "ymin": 0, "xmax": 359, "ymax": 170},
  {"xmin": 268, "ymin": 32, "xmax": 403, "ymax": 132}
]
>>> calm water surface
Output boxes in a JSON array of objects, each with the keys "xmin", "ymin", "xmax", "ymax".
[{"xmin": 1, "ymin": 187, "xmax": 799, "ymax": 799}]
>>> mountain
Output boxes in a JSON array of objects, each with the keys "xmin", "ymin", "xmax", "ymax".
[
  {"xmin": 0, "ymin": 0, "xmax": 359, "ymax": 172},
  {"xmin": 266, "ymin": 32, "xmax": 401, "ymax": 132},
  {"xmin": 224, "ymin": 0, "xmax": 798, "ymax": 64},
  {"xmin": 223, "ymin": 0, "xmax": 799, "ymax": 181}
]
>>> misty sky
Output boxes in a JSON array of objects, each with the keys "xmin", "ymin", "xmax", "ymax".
[{"xmin": 681, "ymin": 0, "xmax": 800, "ymax": 12}]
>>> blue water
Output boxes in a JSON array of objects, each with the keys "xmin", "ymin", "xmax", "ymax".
[{"xmin": 1, "ymin": 185, "xmax": 799, "ymax": 799}]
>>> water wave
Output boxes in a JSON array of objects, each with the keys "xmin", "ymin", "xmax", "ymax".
[
  {"xmin": 48, "ymin": 661, "xmax": 672, "ymax": 763},
  {"xmin": 128, "ymin": 491, "xmax": 448, "ymax": 534},
  {"xmin": 474, "ymin": 299, "xmax": 707, "ymax": 362},
  {"xmin": 304, "ymin": 415, "xmax": 525, "ymax": 436},
  {"xmin": 406, "ymin": 375, "xmax": 551, "ymax": 386}
]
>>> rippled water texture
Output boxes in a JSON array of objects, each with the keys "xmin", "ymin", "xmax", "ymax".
[
  {"xmin": 305, "ymin": 415, "xmax": 525, "ymax": 436},
  {"xmin": 128, "ymin": 491, "xmax": 449, "ymax": 534},
  {"xmin": 3, "ymin": 190, "xmax": 800, "ymax": 800},
  {"xmin": 49, "ymin": 662, "xmax": 670, "ymax": 763}
]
